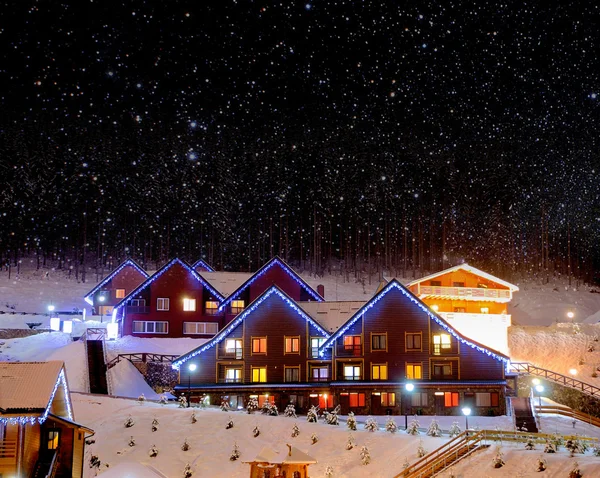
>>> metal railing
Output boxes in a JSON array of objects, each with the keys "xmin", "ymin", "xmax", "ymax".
[
  {"xmin": 106, "ymin": 353, "xmax": 180, "ymax": 370},
  {"xmin": 536, "ymin": 404, "xmax": 600, "ymax": 428},
  {"xmin": 45, "ymin": 447, "xmax": 59, "ymax": 478},
  {"xmin": 510, "ymin": 362, "xmax": 600, "ymax": 398}
]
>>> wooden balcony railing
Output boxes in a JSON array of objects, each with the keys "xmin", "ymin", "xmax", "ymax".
[
  {"xmin": 439, "ymin": 312, "xmax": 511, "ymax": 324},
  {"xmin": 0, "ymin": 439, "xmax": 17, "ymax": 465},
  {"xmin": 336, "ymin": 346, "xmax": 362, "ymax": 357},
  {"xmin": 419, "ymin": 286, "xmax": 511, "ymax": 300}
]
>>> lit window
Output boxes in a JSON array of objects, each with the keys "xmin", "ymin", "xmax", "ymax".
[
  {"xmin": 406, "ymin": 363, "xmax": 422, "ymax": 380},
  {"xmin": 231, "ymin": 300, "xmax": 245, "ymax": 313},
  {"xmin": 432, "ymin": 334, "xmax": 451, "ymax": 355},
  {"xmin": 115, "ymin": 289, "xmax": 125, "ymax": 299},
  {"xmin": 343, "ymin": 365, "xmax": 361, "ymax": 380},
  {"xmin": 285, "ymin": 336, "xmax": 300, "ymax": 354},
  {"xmin": 156, "ymin": 298, "xmax": 170, "ymax": 311},
  {"xmin": 183, "ymin": 298, "xmax": 196, "ymax": 311},
  {"xmin": 344, "ymin": 392, "xmax": 365, "ymax": 407},
  {"xmin": 205, "ymin": 301, "xmax": 219, "ymax": 314},
  {"xmin": 225, "ymin": 368, "xmax": 242, "ymax": 383},
  {"xmin": 225, "ymin": 339, "xmax": 243, "ymax": 359},
  {"xmin": 251, "ymin": 366, "xmax": 267, "ymax": 383},
  {"xmin": 311, "ymin": 366, "xmax": 329, "ymax": 381},
  {"xmin": 380, "ymin": 392, "xmax": 395, "ymax": 407},
  {"xmin": 310, "ymin": 337, "xmax": 326, "ymax": 358},
  {"xmin": 284, "ymin": 367, "xmax": 300, "ymax": 382},
  {"xmin": 47, "ymin": 430, "xmax": 59, "ymax": 450},
  {"xmin": 406, "ymin": 333, "xmax": 422, "ymax": 351},
  {"xmin": 444, "ymin": 392, "xmax": 459, "ymax": 407},
  {"xmin": 371, "ymin": 364, "xmax": 388, "ymax": 380},
  {"xmin": 343, "ymin": 336, "xmax": 361, "ymax": 355},
  {"xmin": 371, "ymin": 334, "xmax": 387, "ymax": 351},
  {"xmin": 481, "ymin": 307, "xmax": 489, "ymax": 314},
  {"xmin": 252, "ymin": 337, "xmax": 267, "ymax": 354}
]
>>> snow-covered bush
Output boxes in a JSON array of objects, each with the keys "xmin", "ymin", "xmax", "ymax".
[
  {"xmin": 311, "ymin": 433, "xmax": 319, "ymax": 444},
  {"xmin": 593, "ymin": 443, "xmax": 600, "ymax": 457},
  {"xmin": 124, "ymin": 416, "xmax": 135, "ymax": 428},
  {"xmin": 178, "ymin": 394, "xmax": 188, "ymax": 408},
  {"xmin": 226, "ymin": 418, "xmax": 234, "ymax": 429},
  {"xmin": 402, "ymin": 457, "xmax": 410, "ymax": 471},
  {"xmin": 128, "ymin": 436, "xmax": 135, "ymax": 447},
  {"xmin": 247, "ymin": 397, "xmax": 259, "ymax": 414},
  {"xmin": 220, "ymin": 400, "xmax": 230, "ymax": 412},
  {"xmin": 364, "ymin": 416, "xmax": 378, "ymax": 432},
  {"xmin": 524, "ymin": 435, "xmax": 535, "ymax": 450},
  {"xmin": 284, "ymin": 403, "xmax": 297, "ymax": 418},
  {"xmin": 149, "ymin": 445, "xmax": 159, "ymax": 458},
  {"xmin": 152, "ymin": 417, "xmax": 159, "ymax": 432},
  {"xmin": 291, "ymin": 424, "xmax": 300, "ymax": 437},
  {"xmin": 324, "ymin": 405, "xmax": 341, "ymax": 426},
  {"xmin": 406, "ymin": 417, "xmax": 420, "ymax": 435},
  {"xmin": 448, "ymin": 421, "xmax": 461, "ymax": 438},
  {"xmin": 385, "ymin": 416, "xmax": 397, "ymax": 433},
  {"xmin": 262, "ymin": 402, "xmax": 278, "ymax": 416},
  {"xmin": 183, "ymin": 463, "xmax": 193, "ymax": 478},
  {"xmin": 346, "ymin": 433, "xmax": 355, "ymax": 450},
  {"xmin": 426, "ymin": 418, "xmax": 442, "ymax": 437},
  {"xmin": 89, "ymin": 455, "xmax": 101, "ymax": 469},
  {"xmin": 346, "ymin": 411, "xmax": 357, "ymax": 430},
  {"xmin": 360, "ymin": 446, "xmax": 371, "ymax": 465},
  {"xmin": 544, "ymin": 440, "xmax": 556, "ymax": 453},
  {"xmin": 416, "ymin": 439, "xmax": 426, "ymax": 458},
  {"xmin": 159, "ymin": 394, "xmax": 168, "ymax": 405},
  {"xmin": 569, "ymin": 462, "xmax": 582, "ymax": 478},
  {"xmin": 181, "ymin": 438, "xmax": 190, "ymax": 451},
  {"xmin": 230, "ymin": 443, "xmax": 240, "ymax": 461},
  {"xmin": 536, "ymin": 458, "xmax": 546, "ymax": 472},
  {"xmin": 253, "ymin": 426, "xmax": 260, "ymax": 437},
  {"xmin": 492, "ymin": 449, "xmax": 505, "ymax": 468},
  {"xmin": 137, "ymin": 393, "xmax": 145, "ymax": 404},
  {"xmin": 324, "ymin": 465, "xmax": 334, "ymax": 477},
  {"xmin": 191, "ymin": 412, "xmax": 197, "ymax": 424},
  {"xmin": 307, "ymin": 405, "xmax": 319, "ymax": 423}
]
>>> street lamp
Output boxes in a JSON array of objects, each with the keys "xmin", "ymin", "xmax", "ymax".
[
  {"xmin": 567, "ymin": 311, "xmax": 575, "ymax": 320},
  {"xmin": 188, "ymin": 363, "xmax": 197, "ymax": 407},
  {"xmin": 535, "ymin": 385, "xmax": 544, "ymax": 408},
  {"xmin": 404, "ymin": 383, "xmax": 415, "ymax": 429},
  {"xmin": 569, "ymin": 368, "xmax": 578, "ymax": 376},
  {"xmin": 47, "ymin": 304, "xmax": 55, "ymax": 312},
  {"xmin": 462, "ymin": 407, "xmax": 471, "ymax": 434}
]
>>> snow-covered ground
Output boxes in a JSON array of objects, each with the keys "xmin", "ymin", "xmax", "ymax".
[{"xmin": 74, "ymin": 394, "xmax": 600, "ymax": 478}]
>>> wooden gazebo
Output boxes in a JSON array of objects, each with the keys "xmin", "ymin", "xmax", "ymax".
[{"xmin": 244, "ymin": 444, "xmax": 317, "ymax": 478}]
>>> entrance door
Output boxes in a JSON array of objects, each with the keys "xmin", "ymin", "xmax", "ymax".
[
  {"xmin": 371, "ymin": 394, "xmax": 383, "ymax": 415},
  {"xmin": 339, "ymin": 394, "xmax": 350, "ymax": 415},
  {"xmin": 435, "ymin": 395, "xmax": 444, "ymax": 415},
  {"xmin": 45, "ymin": 429, "xmax": 60, "ymax": 457}
]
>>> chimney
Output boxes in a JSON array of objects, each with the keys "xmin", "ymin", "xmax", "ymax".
[{"xmin": 317, "ymin": 284, "xmax": 325, "ymax": 298}]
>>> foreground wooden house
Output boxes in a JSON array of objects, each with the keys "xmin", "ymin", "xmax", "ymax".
[
  {"xmin": 244, "ymin": 445, "xmax": 316, "ymax": 478},
  {"xmin": 83, "ymin": 259, "xmax": 149, "ymax": 317},
  {"xmin": 172, "ymin": 286, "xmax": 332, "ymax": 411},
  {"xmin": 113, "ymin": 258, "xmax": 226, "ymax": 338},
  {"xmin": 0, "ymin": 361, "xmax": 93, "ymax": 478},
  {"xmin": 407, "ymin": 263, "xmax": 519, "ymax": 354}
]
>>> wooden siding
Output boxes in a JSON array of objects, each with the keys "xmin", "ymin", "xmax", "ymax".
[
  {"xmin": 410, "ymin": 269, "xmax": 510, "ymax": 291},
  {"xmin": 123, "ymin": 262, "xmax": 224, "ymax": 338},
  {"xmin": 22, "ymin": 423, "xmax": 40, "ymax": 478},
  {"xmin": 72, "ymin": 428, "xmax": 84, "ymax": 478},
  {"xmin": 92, "ymin": 264, "xmax": 147, "ymax": 307},
  {"xmin": 0, "ymin": 423, "xmax": 18, "ymax": 477}
]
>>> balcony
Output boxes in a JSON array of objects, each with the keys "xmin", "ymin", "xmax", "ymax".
[
  {"xmin": 126, "ymin": 305, "xmax": 150, "ymax": 314},
  {"xmin": 418, "ymin": 285, "xmax": 511, "ymax": 302},
  {"xmin": 218, "ymin": 350, "xmax": 243, "ymax": 360},
  {"xmin": 438, "ymin": 312, "xmax": 511, "ymax": 326},
  {"xmin": 336, "ymin": 346, "xmax": 362, "ymax": 357}
]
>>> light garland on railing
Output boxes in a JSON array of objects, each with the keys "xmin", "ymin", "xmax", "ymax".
[
  {"xmin": 192, "ymin": 259, "xmax": 215, "ymax": 272},
  {"xmin": 218, "ymin": 257, "xmax": 324, "ymax": 312},
  {"xmin": 0, "ymin": 369, "xmax": 73, "ymax": 426},
  {"xmin": 318, "ymin": 280, "xmax": 509, "ymax": 363},
  {"xmin": 113, "ymin": 258, "xmax": 225, "ymax": 314},
  {"xmin": 84, "ymin": 259, "xmax": 149, "ymax": 305},
  {"xmin": 172, "ymin": 286, "xmax": 330, "ymax": 370}
]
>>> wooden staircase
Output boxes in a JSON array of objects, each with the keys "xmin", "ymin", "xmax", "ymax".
[
  {"xmin": 84, "ymin": 328, "xmax": 109, "ymax": 395},
  {"xmin": 511, "ymin": 397, "xmax": 538, "ymax": 433},
  {"xmin": 32, "ymin": 448, "xmax": 59, "ymax": 478},
  {"xmin": 510, "ymin": 362, "xmax": 600, "ymax": 398}
]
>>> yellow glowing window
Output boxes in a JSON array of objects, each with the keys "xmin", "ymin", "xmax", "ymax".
[
  {"xmin": 252, "ymin": 337, "xmax": 267, "ymax": 354},
  {"xmin": 406, "ymin": 363, "xmax": 422, "ymax": 380},
  {"xmin": 371, "ymin": 364, "xmax": 388, "ymax": 380},
  {"xmin": 343, "ymin": 365, "xmax": 361, "ymax": 380},
  {"xmin": 205, "ymin": 301, "xmax": 219, "ymax": 314},
  {"xmin": 481, "ymin": 307, "xmax": 489, "ymax": 314},
  {"xmin": 183, "ymin": 298, "xmax": 196, "ymax": 311},
  {"xmin": 433, "ymin": 334, "xmax": 451, "ymax": 355},
  {"xmin": 231, "ymin": 300, "xmax": 245, "ymax": 312},
  {"xmin": 251, "ymin": 367, "xmax": 267, "ymax": 383},
  {"xmin": 115, "ymin": 289, "xmax": 125, "ymax": 299},
  {"xmin": 285, "ymin": 336, "xmax": 300, "ymax": 354},
  {"xmin": 47, "ymin": 430, "xmax": 59, "ymax": 450}
]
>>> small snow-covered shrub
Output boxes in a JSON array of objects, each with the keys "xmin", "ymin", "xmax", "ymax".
[
  {"xmin": 226, "ymin": 418, "xmax": 234, "ymax": 429},
  {"xmin": 181, "ymin": 438, "xmax": 190, "ymax": 451},
  {"xmin": 536, "ymin": 458, "xmax": 546, "ymax": 472},
  {"xmin": 416, "ymin": 439, "xmax": 426, "ymax": 458},
  {"xmin": 569, "ymin": 461, "xmax": 582, "ymax": 478},
  {"xmin": 262, "ymin": 402, "xmax": 278, "ymax": 416},
  {"xmin": 191, "ymin": 412, "xmax": 197, "ymax": 424},
  {"xmin": 247, "ymin": 397, "xmax": 259, "ymax": 414},
  {"xmin": 525, "ymin": 435, "xmax": 535, "ymax": 450},
  {"xmin": 544, "ymin": 440, "xmax": 556, "ymax": 453},
  {"xmin": 324, "ymin": 465, "xmax": 334, "ymax": 477},
  {"xmin": 385, "ymin": 416, "xmax": 397, "ymax": 433},
  {"xmin": 230, "ymin": 443, "xmax": 240, "ymax": 461},
  {"xmin": 178, "ymin": 394, "xmax": 188, "ymax": 408},
  {"xmin": 128, "ymin": 436, "xmax": 135, "ymax": 447},
  {"xmin": 220, "ymin": 400, "xmax": 230, "ymax": 412},
  {"xmin": 89, "ymin": 455, "xmax": 101, "ymax": 469},
  {"xmin": 183, "ymin": 463, "xmax": 193, "ymax": 478},
  {"xmin": 324, "ymin": 405, "xmax": 340, "ymax": 426},
  {"xmin": 152, "ymin": 417, "xmax": 159, "ymax": 432},
  {"xmin": 137, "ymin": 393, "xmax": 145, "ymax": 404},
  {"xmin": 492, "ymin": 449, "xmax": 505, "ymax": 468},
  {"xmin": 406, "ymin": 417, "xmax": 420, "ymax": 435},
  {"xmin": 253, "ymin": 426, "xmax": 260, "ymax": 437},
  {"xmin": 426, "ymin": 418, "xmax": 442, "ymax": 437},
  {"xmin": 149, "ymin": 445, "xmax": 159, "ymax": 458},
  {"xmin": 346, "ymin": 433, "xmax": 355, "ymax": 450},
  {"xmin": 448, "ymin": 421, "xmax": 461, "ymax": 438},
  {"xmin": 291, "ymin": 424, "xmax": 300, "ymax": 437},
  {"xmin": 124, "ymin": 416, "xmax": 135, "ymax": 428},
  {"xmin": 364, "ymin": 416, "xmax": 378, "ymax": 432},
  {"xmin": 360, "ymin": 446, "xmax": 371, "ymax": 465},
  {"xmin": 346, "ymin": 411, "xmax": 357, "ymax": 430},
  {"xmin": 284, "ymin": 403, "xmax": 297, "ymax": 418},
  {"xmin": 307, "ymin": 405, "xmax": 319, "ymax": 423},
  {"xmin": 311, "ymin": 433, "xmax": 319, "ymax": 444}
]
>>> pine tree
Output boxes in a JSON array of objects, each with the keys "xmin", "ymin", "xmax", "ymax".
[
  {"xmin": 89, "ymin": 455, "xmax": 101, "ymax": 469},
  {"xmin": 247, "ymin": 397, "xmax": 259, "ymax": 414},
  {"xmin": 416, "ymin": 439, "xmax": 427, "ymax": 458},
  {"xmin": 160, "ymin": 394, "xmax": 168, "ymax": 405},
  {"xmin": 448, "ymin": 421, "xmax": 461, "ymax": 437},
  {"xmin": 253, "ymin": 426, "xmax": 260, "ymax": 437},
  {"xmin": 543, "ymin": 440, "xmax": 556, "ymax": 453},
  {"xmin": 536, "ymin": 458, "xmax": 547, "ymax": 472},
  {"xmin": 149, "ymin": 445, "xmax": 159, "ymax": 458},
  {"xmin": 311, "ymin": 433, "xmax": 319, "ymax": 444},
  {"xmin": 284, "ymin": 403, "xmax": 297, "ymax": 418},
  {"xmin": 262, "ymin": 402, "xmax": 279, "ymax": 416},
  {"xmin": 592, "ymin": 443, "xmax": 600, "ymax": 457},
  {"xmin": 325, "ymin": 405, "xmax": 341, "ymax": 425},
  {"xmin": 152, "ymin": 417, "xmax": 159, "ymax": 432},
  {"xmin": 385, "ymin": 416, "xmax": 398, "ymax": 433},
  {"xmin": 307, "ymin": 405, "xmax": 319, "ymax": 423},
  {"xmin": 191, "ymin": 412, "xmax": 197, "ymax": 424},
  {"xmin": 569, "ymin": 461, "xmax": 582, "ymax": 478},
  {"xmin": 346, "ymin": 411, "xmax": 357, "ymax": 430},
  {"xmin": 226, "ymin": 418, "xmax": 234, "ymax": 429},
  {"xmin": 178, "ymin": 394, "xmax": 188, "ymax": 408},
  {"xmin": 324, "ymin": 465, "xmax": 334, "ymax": 477},
  {"xmin": 230, "ymin": 443, "xmax": 241, "ymax": 461},
  {"xmin": 426, "ymin": 418, "xmax": 442, "ymax": 437},
  {"xmin": 124, "ymin": 416, "xmax": 135, "ymax": 428},
  {"xmin": 406, "ymin": 417, "xmax": 420, "ymax": 435},
  {"xmin": 181, "ymin": 438, "xmax": 190, "ymax": 451},
  {"xmin": 360, "ymin": 446, "xmax": 371, "ymax": 465},
  {"xmin": 402, "ymin": 457, "xmax": 410, "ymax": 471},
  {"xmin": 128, "ymin": 436, "xmax": 135, "ymax": 447},
  {"xmin": 524, "ymin": 435, "xmax": 535, "ymax": 450},
  {"xmin": 138, "ymin": 393, "xmax": 146, "ymax": 404},
  {"xmin": 346, "ymin": 433, "xmax": 355, "ymax": 450},
  {"xmin": 492, "ymin": 449, "xmax": 505, "ymax": 468},
  {"xmin": 183, "ymin": 463, "xmax": 193, "ymax": 478},
  {"xmin": 364, "ymin": 416, "xmax": 378, "ymax": 432},
  {"xmin": 220, "ymin": 400, "xmax": 230, "ymax": 412},
  {"xmin": 292, "ymin": 424, "xmax": 300, "ymax": 437}
]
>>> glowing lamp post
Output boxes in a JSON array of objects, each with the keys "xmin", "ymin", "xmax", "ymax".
[
  {"xmin": 404, "ymin": 383, "xmax": 415, "ymax": 429},
  {"xmin": 462, "ymin": 407, "xmax": 471, "ymax": 435},
  {"xmin": 569, "ymin": 368, "xmax": 578, "ymax": 377},
  {"xmin": 188, "ymin": 363, "xmax": 197, "ymax": 407},
  {"xmin": 47, "ymin": 304, "xmax": 55, "ymax": 313},
  {"xmin": 535, "ymin": 385, "xmax": 544, "ymax": 408},
  {"xmin": 567, "ymin": 311, "xmax": 575, "ymax": 320}
]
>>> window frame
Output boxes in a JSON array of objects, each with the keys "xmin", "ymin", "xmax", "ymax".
[
  {"xmin": 433, "ymin": 362, "xmax": 452, "ymax": 377},
  {"xmin": 225, "ymin": 338, "xmax": 243, "ymax": 359},
  {"xmin": 310, "ymin": 337, "xmax": 326, "ymax": 358},
  {"xmin": 183, "ymin": 298, "xmax": 197, "ymax": 311},
  {"xmin": 343, "ymin": 364, "xmax": 362, "ymax": 381},
  {"xmin": 205, "ymin": 300, "xmax": 220, "ymax": 315},
  {"xmin": 231, "ymin": 299, "xmax": 245, "ymax": 313},
  {"xmin": 224, "ymin": 368, "xmax": 242, "ymax": 383},
  {"xmin": 309, "ymin": 365, "xmax": 329, "ymax": 382},
  {"xmin": 371, "ymin": 332, "xmax": 387, "ymax": 352},
  {"xmin": 47, "ymin": 429, "xmax": 60, "ymax": 450},
  {"xmin": 284, "ymin": 365, "xmax": 301, "ymax": 383},
  {"xmin": 411, "ymin": 392, "xmax": 429, "ymax": 407},
  {"xmin": 251, "ymin": 366, "xmax": 267, "ymax": 383},
  {"xmin": 405, "ymin": 332, "xmax": 423, "ymax": 352},
  {"xmin": 156, "ymin": 297, "xmax": 170, "ymax": 311},
  {"xmin": 284, "ymin": 336, "xmax": 300, "ymax": 355},
  {"xmin": 406, "ymin": 362, "xmax": 423, "ymax": 380},
  {"xmin": 371, "ymin": 363, "xmax": 388, "ymax": 380},
  {"xmin": 444, "ymin": 391, "xmax": 459, "ymax": 407},
  {"xmin": 251, "ymin": 337, "xmax": 267, "ymax": 355},
  {"xmin": 343, "ymin": 335, "xmax": 362, "ymax": 355},
  {"xmin": 432, "ymin": 333, "xmax": 452, "ymax": 355},
  {"xmin": 132, "ymin": 320, "xmax": 169, "ymax": 334},
  {"xmin": 183, "ymin": 322, "xmax": 218, "ymax": 335},
  {"xmin": 341, "ymin": 392, "xmax": 365, "ymax": 408},
  {"xmin": 115, "ymin": 289, "xmax": 126, "ymax": 299}
]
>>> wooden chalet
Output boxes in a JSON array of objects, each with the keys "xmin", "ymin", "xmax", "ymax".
[
  {"xmin": 172, "ymin": 286, "xmax": 332, "ymax": 412},
  {"xmin": 192, "ymin": 258, "xmax": 215, "ymax": 273},
  {"xmin": 407, "ymin": 263, "xmax": 519, "ymax": 354},
  {"xmin": 83, "ymin": 259, "xmax": 149, "ymax": 318},
  {"xmin": 113, "ymin": 258, "xmax": 226, "ymax": 338},
  {"xmin": 244, "ymin": 445, "xmax": 316, "ymax": 478},
  {"xmin": 0, "ymin": 361, "xmax": 93, "ymax": 478},
  {"xmin": 320, "ymin": 280, "xmax": 510, "ymax": 416}
]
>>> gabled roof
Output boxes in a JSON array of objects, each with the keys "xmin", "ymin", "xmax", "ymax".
[
  {"xmin": 192, "ymin": 258, "xmax": 215, "ymax": 272},
  {"xmin": 84, "ymin": 258, "xmax": 149, "ymax": 304},
  {"xmin": 172, "ymin": 285, "xmax": 330, "ymax": 369},
  {"xmin": 201, "ymin": 271, "xmax": 254, "ymax": 297},
  {"xmin": 244, "ymin": 445, "xmax": 317, "ymax": 465},
  {"xmin": 113, "ymin": 258, "xmax": 225, "ymax": 312},
  {"xmin": 299, "ymin": 301, "xmax": 366, "ymax": 333},
  {"xmin": 0, "ymin": 361, "xmax": 74, "ymax": 424},
  {"xmin": 218, "ymin": 256, "xmax": 324, "ymax": 312},
  {"xmin": 407, "ymin": 263, "xmax": 519, "ymax": 292},
  {"xmin": 318, "ymin": 279, "xmax": 509, "ymax": 363}
]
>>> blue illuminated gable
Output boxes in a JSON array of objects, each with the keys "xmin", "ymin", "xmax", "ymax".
[
  {"xmin": 218, "ymin": 256, "xmax": 323, "ymax": 312},
  {"xmin": 113, "ymin": 258, "xmax": 225, "ymax": 312},
  {"xmin": 192, "ymin": 258, "xmax": 215, "ymax": 272},
  {"xmin": 318, "ymin": 279, "xmax": 509, "ymax": 363},
  {"xmin": 83, "ymin": 259, "xmax": 148, "ymax": 305},
  {"xmin": 172, "ymin": 285, "xmax": 330, "ymax": 370}
]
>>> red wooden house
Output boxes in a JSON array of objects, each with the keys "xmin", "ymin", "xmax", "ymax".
[
  {"xmin": 320, "ymin": 279, "xmax": 509, "ymax": 416},
  {"xmin": 192, "ymin": 258, "xmax": 215, "ymax": 273},
  {"xmin": 172, "ymin": 286, "xmax": 332, "ymax": 412},
  {"xmin": 218, "ymin": 256, "xmax": 324, "ymax": 324},
  {"xmin": 113, "ymin": 258, "xmax": 226, "ymax": 338},
  {"xmin": 83, "ymin": 259, "xmax": 148, "ymax": 317}
]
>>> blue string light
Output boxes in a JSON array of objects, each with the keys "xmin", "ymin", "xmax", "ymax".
[
  {"xmin": 0, "ymin": 369, "xmax": 73, "ymax": 425},
  {"xmin": 113, "ymin": 258, "xmax": 225, "ymax": 316},
  {"xmin": 172, "ymin": 286, "xmax": 330, "ymax": 370},
  {"xmin": 218, "ymin": 257, "xmax": 324, "ymax": 312},
  {"xmin": 84, "ymin": 259, "xmax": 149, "ymax": 305},
  {"xmin": 192, "ymin": 259, "xmax": 215, "ymax": 272},
  {"xmin": 318, "ymin": 280, "xmax": 509, "ymax": 363}
]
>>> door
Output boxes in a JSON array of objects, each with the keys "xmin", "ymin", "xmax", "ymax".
[
  {"xmin": 339, "ymin": 394, "xmax": 350, "ymax": 415},
  {"xmin": 371, "ymin": 394, "xmax": 382, "ymax": 415},
  {"xmin": 435, "ymin": 395, "xmax": 444, "ymax": 415}
]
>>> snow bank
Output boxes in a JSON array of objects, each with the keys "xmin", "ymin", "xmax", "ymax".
[{"xmin": 108, "ymin": 359, "xmax": 161, "ymax": 400}]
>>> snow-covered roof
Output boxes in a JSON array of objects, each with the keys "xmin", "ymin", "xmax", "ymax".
[
  {"xmin": 201, "ymin": 271, "xmax": 253, "ymax": 297},
  {"xmin": 91, "ymin": 462, "xmax": 166, "ymax": 478},
  {"xmin": 218, "ymin": 256, "xmax": 324, "ymax": 311},
  {"xmin": 191, "ymin": 258, "xmax": 215, "ymax": 272},
  {"xmin": 0, "ymin": 361, "xmax": 65, "ymax": 412},
  {"xmin": 245, "ymin": 445, "xmax": 317, "ymax": 465},
  {"xmin": 406, "ymin": 263, "xmax": 519, "ymax": 292},
  {"xmin": 83, "ymin": 259, "xmax": 149, "ymax": 303},
  {"xmin": 299, "ymin": 301, "xmax": 366, "ymax": 333}
]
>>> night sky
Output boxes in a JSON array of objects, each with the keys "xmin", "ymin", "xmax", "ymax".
[{"xmin": 1, "ymin": 1, "xmax": 600, "ymax": 275}]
